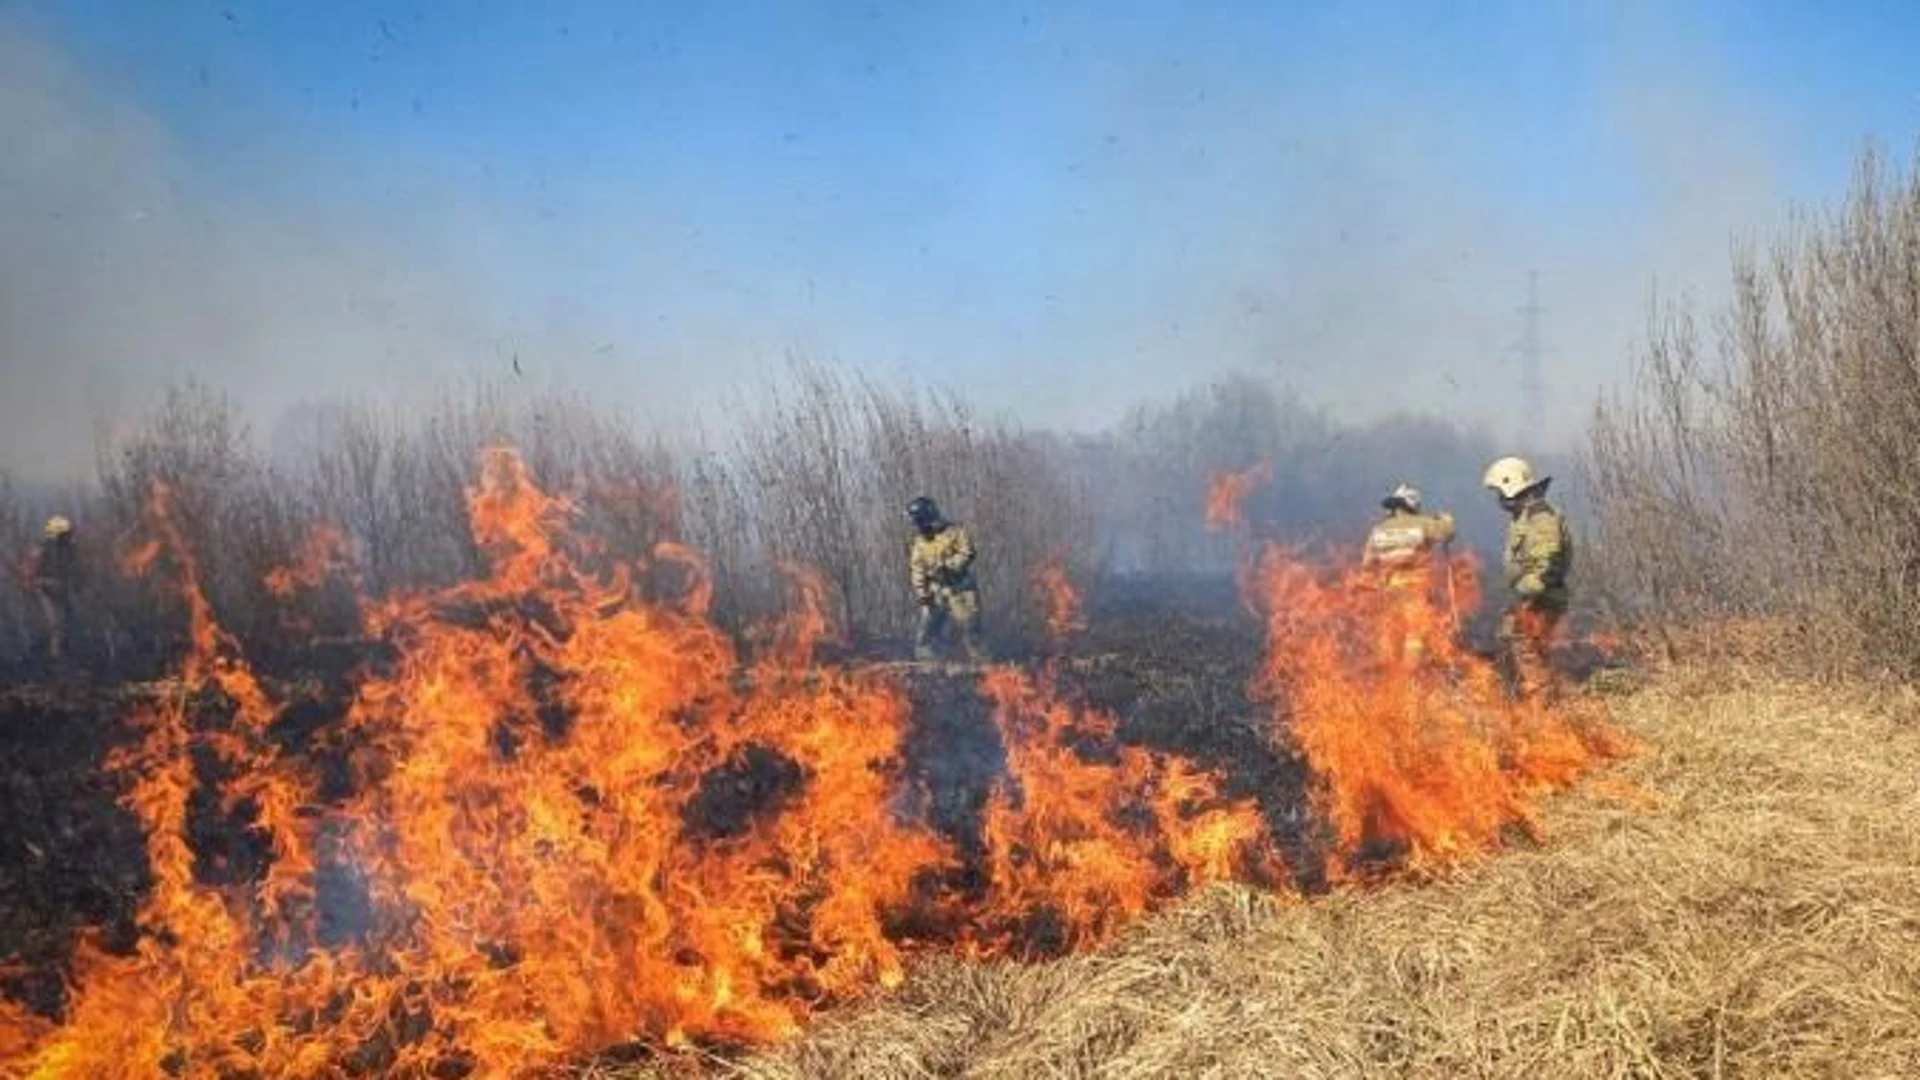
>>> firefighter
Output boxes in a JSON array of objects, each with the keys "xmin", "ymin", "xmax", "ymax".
[
  {"xmin": 1361, "ymin": 482, "xmax": 1457, "ymax": 662},
  {"xmin": 1482, "ymin": 457, "xmax": 1572, "ymax": 702},
  {"xmin": 906, "ymin": 495, "xmax": 983, "ymax": 663},
  {"xmin": 23, "ymin": 516, "xmax": 82, "ymax": 664}
]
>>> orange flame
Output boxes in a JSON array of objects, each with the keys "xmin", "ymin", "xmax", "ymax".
[
  {"xmin": 1204, "ymin": 459, "xmax": 1273, "ymax": 532},
  {"xmin": 19, "ymin": 481, "xmax": 323, "ymax": 1076},
  {"xmin": 1033, "ymin": 558, "xmax": 1087, "ymax": 646},
  {"xmin": 263, "ymin": 524, "xmax": 352, "ymax": 601},
  {"xmin": 3, "ymin": 450, "xmax": 1633, "ymax": 1076},
  {"xmin": 973, "ymin": 665, "xmax": 1276, "ymax": 953},
  {"xmin": 1243, "ymin": 540, "xmax": 1631, "ymax": 880},
  {"xmin": 116, "ymin": 538, "xmax": 162, "ymax": 579},
  {"xmin": 4, "ymin": 450, "xmax": 1306, "ymax": 1076}
]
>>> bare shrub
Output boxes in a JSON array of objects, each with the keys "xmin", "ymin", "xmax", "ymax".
[
  {"xmin": 93, "ymin": 380, "xmax": 304, "ymax": 663},
  {"xmin": 6, "ymin": 357, "xmax": 1542, "ymax": 669},
  {"xmin": 1583, "ymin": 145, "xmax": 1920, "ymax": 676},
  {"xmin": 1082, "ymin": 373, "xmax": 1528, "ymax": 587},
  {"xmin": 723, "ymin": 358, "xmax": 1097, "ymax": 650},
  {"xmin": 1095, "ymin": 375, "xmax": 1334, "ymax": 574},
  {"xmin": 284, "ymin": 386, "xmax": 676, "ymax": 559}
]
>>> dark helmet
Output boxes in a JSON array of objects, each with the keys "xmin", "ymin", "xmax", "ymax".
[
  {"xmin": 1381, "ymin": 482, "xmax": 1422, "ymax": 513},
  {"xmin": 906, "ymin": 496, "xmax": 941, "ymax": 528}
]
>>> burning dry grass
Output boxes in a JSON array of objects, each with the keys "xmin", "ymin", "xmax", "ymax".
[
  {"xmin": 0, "ymin": 451, "xmax": 1669, "ymax": 1077},
  {"xmin": 2, "ymin": 451, "xmax": 1327, "ymax": 1076},
  {"xmin": 631, "ymin": 672, "xmax": 1920, "ymax": 1079}
]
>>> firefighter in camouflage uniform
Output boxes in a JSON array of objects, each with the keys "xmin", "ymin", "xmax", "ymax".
[
  {"xmin": 1483, "ymin": 456, "xmax": 1572, "ymax": 702},
  {"xmin": 1361, "ymin": 482, "xmax": 1456, "ymax": 663},
  {"xmin": 906, "ymin": 496, "xmax": 983, "ymax": 663},
  {"xmin": 22, "ymin": 515, "xmax": 82, "ymax": 664}
]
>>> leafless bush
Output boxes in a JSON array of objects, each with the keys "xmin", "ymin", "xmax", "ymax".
[
  {"xmin": 276, "ymin": 386, "xmax": 685, "ymax": 605},
  {"xmin": 3, "ymin": 356, "xmax": 1545, "ymax": 670},
  {"xmin": 90, "ymin": 381, "xmax": 304, "ymax": 661},
  {"xmin": 718, "ymin": 358, "xmax": 1097, "ymax": 649},
  {"xmin": 1098, "ymin": 374, "xmax": 1335, "ymax": 573},
  {"xmin": 1583, "ymin": 146, "xmax": 1920, "ymax": 676},
  {"xmin": 1084, "ymin": 373, "xmax": 1526, "ymax": 578}
]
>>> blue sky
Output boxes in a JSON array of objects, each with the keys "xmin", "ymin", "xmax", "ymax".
[{"xmin": 5, "ymin": 1, "xmax": 1920, "ymax": 474}]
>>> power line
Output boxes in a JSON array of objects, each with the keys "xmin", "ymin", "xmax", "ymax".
[{"xmin": 1511, "ymin": 270, "xmax": 1550, "ymax": 448}]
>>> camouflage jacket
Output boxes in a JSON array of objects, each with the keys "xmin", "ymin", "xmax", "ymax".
[
  {"xmin": 909, "ymin": 524, "xmax": 977, "ymax": 605},
  {"xmin": 1362, "ymin": 508, "xmax": 1456, "ymax": 588},
  {"xmin": 26, "ymin": 536, "xmax": 80, "ymax": 596},
  {"xmin": 1503, "ymin": 500, "xmax": 1572, "ymax": 609}
]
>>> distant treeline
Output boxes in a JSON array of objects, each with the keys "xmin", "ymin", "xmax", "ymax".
[{"xmin": 0, "ymin": 362, "xmax": 1564, "ymax": 673}]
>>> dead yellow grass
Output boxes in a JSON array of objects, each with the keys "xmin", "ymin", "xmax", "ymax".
[{"xmin": 614, "ymin": 669, "xmax": 1920, "ymax": 1079}]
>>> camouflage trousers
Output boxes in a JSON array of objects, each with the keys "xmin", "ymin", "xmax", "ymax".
[
  {"xmin": 1499, "ymin": 601, "xmax": 1564, "ymax": 703},
  {"xmin": 916, "ymin": 589, "xmax": 983, "ymax": 663},
  {"xmin": 34, "ymin": 588, "xmax": 73, "ymax": 662}
]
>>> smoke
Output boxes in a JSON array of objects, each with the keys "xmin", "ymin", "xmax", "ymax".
[
  {"xmin": 0, "ymin": 18, "xmax": 601, "ymax": 482},
  {"xmin": 1015, "ymin": 0, "xmax": 1795, "ymax": 448},
  {"xmin": 0, "ymin": 5, "xmax": 1821, "ymax": 482}
]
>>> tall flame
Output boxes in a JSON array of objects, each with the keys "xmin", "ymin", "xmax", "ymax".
[
  {"xmin": 1204, "ymin": 459, "xmax": 1273, "ymax": 532},
  {"xmin": 3, "ymin": 454, "xmax": 1630, "ymax": 1077},
  {"xmin": 5, "ymin": 451, "xmax": 1312, "ymax": 1077},
  {"xmin": 20, "ymin": 481, "xmax": 323, "ymax": 1076},
  {"xmin": 1210, "ymin": 466, "xmax": 1631, "ymax": 880},
  {"xmin": 1033, "ymin": 557, "xmax": 1088, "ymax": 647}
]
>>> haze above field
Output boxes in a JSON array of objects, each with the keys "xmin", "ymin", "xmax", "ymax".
[{"xmin": 3, "ymin": 1, "xmax": 1918, "ymax": 480}]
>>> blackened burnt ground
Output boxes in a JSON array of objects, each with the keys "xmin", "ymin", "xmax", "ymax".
[
  {"xmin": 1072, "ymin": 580, "xmax": 1328, "ymax": 893},
  {"xmin": 0, "ymin": 685, "xmax": 150, "ymax": 1014}
]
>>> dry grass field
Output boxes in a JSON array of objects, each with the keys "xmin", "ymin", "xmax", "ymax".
[{"xmin": 608, "ymin": 669, "xmax": 1920, "ymax": 1080}]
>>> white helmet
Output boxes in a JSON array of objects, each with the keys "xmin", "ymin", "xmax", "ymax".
[
  {"xmin": 44, "ymin": 515, "xmax": 72, "ymax": 539},
  {"xmin": 1382, "ymin": 482, "xmax": 1422, "ymax": 512},
  {"xmin": 1482, "ymin": 456, "xmax": 1545, "ymax": 499}
]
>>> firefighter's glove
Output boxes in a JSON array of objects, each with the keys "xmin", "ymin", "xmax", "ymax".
[{"xmin": 1514, "ymin": 573, "xmax": 1546, "ymax": 599}]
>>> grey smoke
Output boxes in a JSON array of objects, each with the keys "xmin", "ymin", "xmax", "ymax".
[{"xmin": 0, "ymin": 7, "xmax": 1808, "ymax": 482}]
